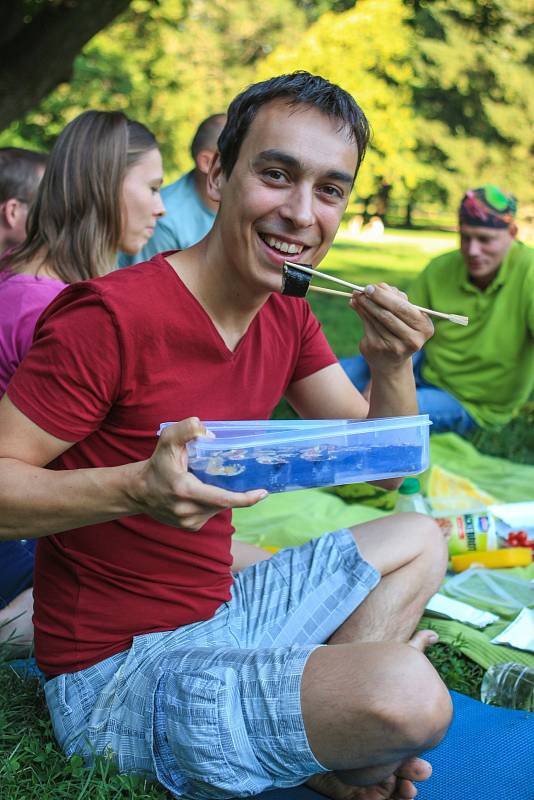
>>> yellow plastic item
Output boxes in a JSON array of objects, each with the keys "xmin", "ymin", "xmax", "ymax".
[
  {"xmin": 451, "ymin": 548, "xmax": 532, "ymax": 573},
  {"xmin": 428, "ymin": 465, "xmax": 497, "ymax": 511}
]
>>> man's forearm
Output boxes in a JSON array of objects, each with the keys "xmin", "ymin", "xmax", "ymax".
[
  {"xmin": 366, "ymin": 360, "xmax": 419, "ymax": 420},
  {"xmin": 0, "ymin": 458, "xmax": 143, "ymax": 539},
  {"xmin": 365, "ymin": 360, "xmax": 420, "ymax": 489}
]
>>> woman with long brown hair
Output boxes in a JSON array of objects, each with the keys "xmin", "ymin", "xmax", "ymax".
[{"xmin": 0, "ymin": 110, "xmax": 164, "ymax": 650}]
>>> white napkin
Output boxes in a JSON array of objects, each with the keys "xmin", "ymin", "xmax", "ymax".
[
  {"xmin": 426, "ymin": 593, "xmax": 499, "ymax": 628},
  {"xmin": 491, "ymin": 607, "xmax": 534, "ymax": 653}
]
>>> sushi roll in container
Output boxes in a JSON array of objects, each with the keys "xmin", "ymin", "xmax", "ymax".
[{"xmin": 158, "ymin": 415, "xmax": 431, "ymax": 493}]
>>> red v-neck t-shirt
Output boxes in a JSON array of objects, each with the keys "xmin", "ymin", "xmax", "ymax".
[{"xmin": 7, "ymin": 254, "xmax": 337, "ymax": 675}]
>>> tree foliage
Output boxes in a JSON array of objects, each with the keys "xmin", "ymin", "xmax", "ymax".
[
  {"xmin": 1, "ymin": 0, "xmax": 532, "ymax": 214},
  {"xmin": 407, "ymin": 0, "xmax": 534, "ymax": 207},
  {"xmin": 255, "ymin": 0, "xmax": 430, "ymax": 210},
  {"xmin": 0, "ymin": 0, "xmax": 307, "ymax": 179},
  {"xmin": 0, "ymin": 0, "xmax": 132, "ymax": 131}
]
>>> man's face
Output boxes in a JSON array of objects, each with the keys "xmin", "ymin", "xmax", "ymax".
[
  {"xmin": 0, "ymin": 166, "xmax": 45, "ymax": 250},
  {"xmin": 459, "ymin": 223, "xmax": 516, "ymax": 289},
  {"xmin": 208, "ymin": 100, "xmax": 358, "ymax": 294}
]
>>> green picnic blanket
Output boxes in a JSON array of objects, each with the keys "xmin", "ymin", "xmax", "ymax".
[
  {"xmin": 418, "ymin": 616, "xmax": 534, "ymax": 670},
  {"xmin": 233, "ymin": 433, "xmax": 534, "ymax": 671},
  {"xmin": 233, "ymin": 489, "xmax": 385, "ymax": 550},
  {"xmin": 426, "ymin": 433, "xmax": 534, "ymax": 502}
]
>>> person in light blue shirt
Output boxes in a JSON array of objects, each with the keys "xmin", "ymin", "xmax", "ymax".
[{"xmin": 118, "ymin": 113, "xmax": 226, "ymax": 266}]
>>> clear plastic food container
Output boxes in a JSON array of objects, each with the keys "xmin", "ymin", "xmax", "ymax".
[{"xmin": 158, "ymin": 415, "xmax": 430, "ymax": 493}]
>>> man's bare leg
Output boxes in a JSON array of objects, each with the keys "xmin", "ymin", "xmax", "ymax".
[
  {"xmin": 302, "ymin": 513, "xmax": 451, "ymax": 798},
  {"xmin": 329, "ymin": 512, "xmax": 448, "ymax": 645},
  {"xmin": 0, "ymin": 587, "xmax": 34, "ymax": 650},
  {"xmin": 302, "ymin": 638, "xmax": 451, "ymax": 798},
  {"xmin": 230, "ymin": 540, "xmax": 271, "ymax": 572}
]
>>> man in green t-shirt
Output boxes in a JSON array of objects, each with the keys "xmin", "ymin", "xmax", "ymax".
[{"xmin": 341, "ymin": 185, "xmax": 534, "ymax": 432}]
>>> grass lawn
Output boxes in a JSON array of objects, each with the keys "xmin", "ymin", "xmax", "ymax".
[{"xmin": 0, "ymin": 228, "xmax": 529, "ymax": 798}]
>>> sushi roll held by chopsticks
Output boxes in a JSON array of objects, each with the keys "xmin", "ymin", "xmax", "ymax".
[{"xmin": 281, "ymin": 261, "xmax": 468, "ymax": 326}]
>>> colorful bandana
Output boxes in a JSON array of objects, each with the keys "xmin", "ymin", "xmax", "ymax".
[{"xmin": 459, "ymin": 185, "xmax": 517, "ymax": 229}]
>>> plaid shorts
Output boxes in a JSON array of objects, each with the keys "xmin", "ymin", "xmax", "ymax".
[{"xmin": 45, "ymin": 528, "xmax": 379, "ymax": 799}]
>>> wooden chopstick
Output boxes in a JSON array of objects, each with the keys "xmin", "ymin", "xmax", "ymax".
[
  {"xmin": 287, "ymin": 262, "xmax": 365, "ymax": 293},
  {"xmin": 309, "ymin": 285, "xmax": 352, "ymax": 298},
  {"xmin": 286, "ymin": 261, "xmax": 469, "ymax": 326}
]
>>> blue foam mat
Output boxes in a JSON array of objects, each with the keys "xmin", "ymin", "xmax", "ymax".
[
  {"xmin": 2, "ymin": 656, "xmax": 44, "ymax": 683},
  {"xmin": 255, "ymin": 691, "xmax": 534, "ymax": 800}
]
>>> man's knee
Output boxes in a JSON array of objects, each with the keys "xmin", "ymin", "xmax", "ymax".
[
  {"xmin": 380, "ymin": 645, "xmax": 453, "ymax": 753},
  {"xmin": 352, "ymin": 512, "xmax": 447, "ymax": 584},
  {"xmin": 305, "ymin": 643, "xmax": 452, "ymax": 767},
  {"xmin": 401, "ymin": 511, "xmax": 448, "ymax": 573}
]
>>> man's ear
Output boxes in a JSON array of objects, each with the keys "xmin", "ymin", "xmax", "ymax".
[
  {"xmin": 509, "ymin": 222, "xmax": 518, "ymax": 239},
  {"xmin": 195, "ymin": 148, "xmax": 216, "ymax": 176},
  {"xmin": 206, "ymin": 153, "xmax": 224, "ymax": 203},
  {"xmin": 3, "ymin": 198, "xmax": 21, "ymax": 229}
]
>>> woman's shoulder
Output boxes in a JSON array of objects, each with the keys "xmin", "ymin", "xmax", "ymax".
[{"xmin": 0, "ymin": 270, "xmax": 66, "ymax": 299}]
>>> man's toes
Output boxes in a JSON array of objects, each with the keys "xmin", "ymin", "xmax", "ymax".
[
  {"xmin": 395, "ymin": 756, "xmax": 433, "ymax": 782},
  {"xmin": 306, "ymin": 772, "xmax": 358, "ymax": 800},
  {"xmin": 407, "ymin": 630, "xmax": 438, "ymax": 653},
  {"xmin": 395, "ymin": 777, "xmax": 418, "ymax": 799}
]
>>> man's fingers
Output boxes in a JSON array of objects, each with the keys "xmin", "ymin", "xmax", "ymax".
[
  {"xmin": 376, "ymin": 281, "xmax": 408, "ymax": 301},
  {"xmin": 354, "ymin": 297, "xmax": 419, "ymax": 352},
  {"xmin": 159, "ymin": 416, "xmax": 213, "ymax": 448},
  {"xmin": 354, "ymin": 285, "xmax": 429, "ymax": 330},
  {"xmin": 142, "ymin": 422, "xmax": 268, "ymax": 529},
  {"xmin": 173, "ymin": 470, "xmax": 265, "ymax": 506},
  {"xmin": 167, "ymin": 490, "xmax": 267, "ymax": 531},
  {"xmin": 353, "ymin": 292, "xmax": 433, "ymax": 344}
]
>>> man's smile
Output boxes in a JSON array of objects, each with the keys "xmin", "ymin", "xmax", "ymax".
[{"xmin": 258, "ymin": 233, "xmax": 304, "ymax": 255}]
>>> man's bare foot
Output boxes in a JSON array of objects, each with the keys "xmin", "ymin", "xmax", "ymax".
[
  {"xmin": 408, "ymin": 629, "xmax": 439, "ymax": 653},
  {"xmin": 306, "ymin": 757, "xmax": 432, "ymax": 800}
]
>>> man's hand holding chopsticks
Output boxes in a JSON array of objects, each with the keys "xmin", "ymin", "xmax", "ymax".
[{"xmin": 350, "ymin": 282, "xmax": 434, "ymax": 374}]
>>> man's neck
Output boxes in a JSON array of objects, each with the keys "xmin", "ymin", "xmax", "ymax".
[
  {"xmin": 167, "ymin": 239, "xmax": 270, "ymax": 353},
  {"xmin": 470, "ymin": 271, "xmax": 499, "ymax": 291}
]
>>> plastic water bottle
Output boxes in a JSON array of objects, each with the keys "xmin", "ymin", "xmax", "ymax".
[
  {"xmin": 394, "ymin": 477, "xmax": 429, "ymax": 514},
  {"xmin": 480, "ymin": 662, "xmax": 534, "ymax": 711}
]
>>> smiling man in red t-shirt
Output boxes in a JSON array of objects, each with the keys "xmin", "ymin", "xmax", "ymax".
[{"xmin": 0, "ymin": 73, "xmax": 451, "ymax": 800}]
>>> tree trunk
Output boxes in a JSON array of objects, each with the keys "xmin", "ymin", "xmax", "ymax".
[
  {"xmin": 0, "ymin": 0, "xmax": 132, "ymax": 132},
  {"xmin": 405, "ymin": 198, "xmax": 414, "ymax": 228},
  {"xmin": 375, "ymin": 181, "xmax": 392, "ymax": 220}
]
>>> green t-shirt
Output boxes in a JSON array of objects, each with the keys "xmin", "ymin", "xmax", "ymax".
[{"xmin": 409, "ymin": 240, "xmax": 534, "ymax": 429}]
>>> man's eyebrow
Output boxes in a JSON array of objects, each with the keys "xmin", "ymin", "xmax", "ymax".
[
  {"xmin": 253, "ymin": 149, "xmax": 354, "ymax": 185},
  {"xmin": 253, "ymin": 150, "xmax": 301, "ymax": 169},
  {"xmin": 323, "ymin": 169, "xmax": 354, "ymax": 186}
]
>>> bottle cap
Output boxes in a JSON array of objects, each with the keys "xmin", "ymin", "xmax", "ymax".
[{"xmin": 399, "ymin": 477, "xmax": 420, "ymax": 495}]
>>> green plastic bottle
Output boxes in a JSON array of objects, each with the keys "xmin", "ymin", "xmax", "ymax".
[{"xmin": 394, "ymin": 477, "xmax": 430, "ymax": 514}]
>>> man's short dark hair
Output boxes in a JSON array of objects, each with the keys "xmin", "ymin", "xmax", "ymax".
[
  {"xmin": 0, "ymin": 147, "xmax": 47, "ymax": 205},
  {"xmin": 191, "ymin": 114, "xmax": 227, "ymax": 161},
  {"xmin": 218, "ymin": 71, "xmax": 370, "ymax": 180}
]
